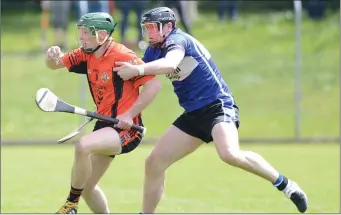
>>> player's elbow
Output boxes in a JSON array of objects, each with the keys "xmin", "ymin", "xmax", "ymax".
[
  {"xmin": 147, "ymin": 77, "xmax": 162, "ymax": 92},
  {"xmin": 142, "ymin": 78, "xmax": 162, "ymax": 96},
  {"xmin": 163, "ymin": 58, "xmax": 178, "ymax": 73},
  {"xmin": 154, "ymin": 78, "xmax": 162, "ymax": 92},
  {"xmin": 167, "ymin": 62, "xmax": 178, "ymax": 72},
  {"xmin": 168, "ymin": 62, "xmax": 178, "ymax": 71}
]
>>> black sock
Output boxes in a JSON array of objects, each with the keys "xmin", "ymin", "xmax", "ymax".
[
  {"xmin": 67, "ymin": 186, "xmax": 83, "ymax": 203},
  {"xmin": 273, "ymin": 174, "xmax": 289, "ymax": 191}
]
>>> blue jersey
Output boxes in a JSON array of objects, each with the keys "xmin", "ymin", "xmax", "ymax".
[{"xmin": 142, "ymin": 28, "xmax": 235, "ymax": 112}]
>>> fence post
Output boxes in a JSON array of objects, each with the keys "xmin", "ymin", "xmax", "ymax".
[
  {"xmin": 339, "ymin": 1, "xmax": 341, "ymax": 145},
  {"xmin": 80, "ymin": 76, "xmax": 87, "ymax": 128},
  {"xmin": 294, "ymin": 0, "xmax": 302, "ymax": 140}
]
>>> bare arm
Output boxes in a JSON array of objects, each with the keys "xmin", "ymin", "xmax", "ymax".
[
  {"xmin": 45, "ymin": 55, "xmax": 66, "ymax": 70},
  {"xmin": 126, "ymin": 77, "xmax": 162, "ymax": 118},
  {"xmin": 139, "ymin": 48, "xmax": 185, "ymax": 75}
]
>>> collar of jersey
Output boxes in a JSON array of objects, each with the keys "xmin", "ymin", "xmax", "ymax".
[
  {"xmin": 103, "ymin": 41, "xmax": 115, "ymax": 57},
  {"xmin": 160, "ymin": 28, "xmax": 178, "ymax": 49}
]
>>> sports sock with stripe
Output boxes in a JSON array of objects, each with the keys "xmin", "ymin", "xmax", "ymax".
[
  {"xmin": 67, "ymin": 186, "xmax": 83, "ymax": 203},
  {"xmin": 272, "ymin": 173, "xmax": 288, "ymax": 191}
]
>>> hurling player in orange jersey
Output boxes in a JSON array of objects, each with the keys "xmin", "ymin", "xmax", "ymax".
[{"xmin": 45, "ymin": 12, "xmax": 161, "ymax": 214}]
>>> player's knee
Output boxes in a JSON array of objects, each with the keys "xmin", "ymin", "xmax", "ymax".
[
  {"xmin": 145, "ymin": 155, "xmax": 157, "ymax": 172},
  {"xmin": 145, "ymin": 154, "xmax": 165, "ymax": 174},
  {"xmin": 218, "ymin": 149, "xmax": 242, "ymax": 167},
  {"xmin": 76, "ymin": 136, "xmax": 93, "ymax": 155}
]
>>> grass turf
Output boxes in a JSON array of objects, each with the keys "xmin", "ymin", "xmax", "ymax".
[{"xmin": 1, "ymin": 143, "xmax": 339, "ymax": 213}]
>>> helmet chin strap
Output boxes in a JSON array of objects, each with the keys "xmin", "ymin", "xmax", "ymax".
[
  {"xmin": 150, "ymin": 27, "xmax": 175, "ymax": 48},
  {"xmin": 149, "ymin": 36, "xmax": 166, "ymax": 48},
  {"xmin": 82, "ymin": 45, "xmax": 102, "ymax": 54},
  {"xmin": 81, "ymin": 37, "xmax": 108, "ymax": 54}
]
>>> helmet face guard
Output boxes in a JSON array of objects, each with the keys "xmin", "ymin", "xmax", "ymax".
[
  {"xmin": 77, "ymin": 25, "xmax": 109, "ymax": 54},
  {"xmin": 141, "ymin": 22, "xmax": 164, "ymax": 45},
  {"xmin": 140, "ymin": 7, "xmax": 177, "ymax": 47}
]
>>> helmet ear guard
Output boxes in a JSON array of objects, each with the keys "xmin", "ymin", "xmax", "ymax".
[{"xmin": 107, "ymin": 22, "xmax": 117, "ymax": 36}]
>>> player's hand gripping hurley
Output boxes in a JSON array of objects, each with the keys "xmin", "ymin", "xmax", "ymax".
[{"xmin": 35, "ymin": 88, "xmax": 147, "ymax": 140}]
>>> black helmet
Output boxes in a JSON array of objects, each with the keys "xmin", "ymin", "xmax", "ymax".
[{"xmin": 141, "ymin": 7, "xmax": 176, "ymax": 27}]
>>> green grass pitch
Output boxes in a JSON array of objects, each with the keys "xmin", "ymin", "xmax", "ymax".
[{"xmin": 1, "ymin": 143, "xmax": 340, "ymax": 213}]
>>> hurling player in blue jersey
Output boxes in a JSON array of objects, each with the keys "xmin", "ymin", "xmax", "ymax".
[{"xmin": 114, "ymin": 7, "xmax": 308, "ymax": 213}]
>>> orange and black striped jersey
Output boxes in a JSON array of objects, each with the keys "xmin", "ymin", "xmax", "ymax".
[{"xmin": 61, "ymin": 42, "xmax": 155, "ymax": 121}]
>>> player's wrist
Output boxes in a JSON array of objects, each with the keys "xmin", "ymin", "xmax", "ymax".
[
  {"xmin": 137, "ymin": 66, "xmax": 145, "ymax": 76},
  {"xmin": 125, "ymin": 110, "xmax": 136, "ymax": 119}
]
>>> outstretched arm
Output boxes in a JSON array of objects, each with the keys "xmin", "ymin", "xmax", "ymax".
[
  {"xmin": 45, "ymin": 46, "xmax": 88, "ymax": 74},
  {"xmin": 138, "ymin": 48, "xmax": 185, "ymax": 75},
  {"xmin": 113, "ymin": 48, "xmax": 185, "ymax": 80}
]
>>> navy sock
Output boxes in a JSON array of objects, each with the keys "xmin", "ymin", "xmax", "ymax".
[
  {"xmin": 67, "ymin": 186, "xmax": 83, "ymax": 203},
  {"xmin": 273, "ymin": 173, "xmax": 288, "ymax": 191}
]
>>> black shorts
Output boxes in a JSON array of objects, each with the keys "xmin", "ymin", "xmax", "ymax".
[
  {"xmin": 93, "ymin": 120, "xmax": 143, "ymax": 157},
  {"xmin": 173, "ymin": 99, "xmax": 240, "ymax": 143}
]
